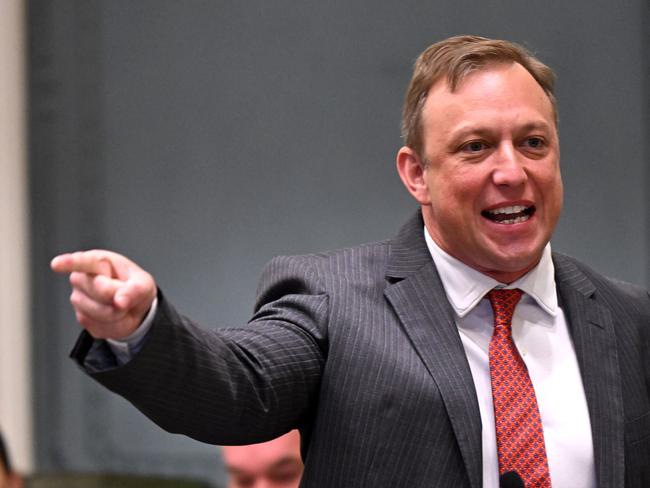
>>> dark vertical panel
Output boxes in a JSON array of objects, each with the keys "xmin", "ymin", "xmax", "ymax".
[
  {"xmin": 643, "ymin": 0, "xmax": 649, "ymax": 289},
  {"xmin": 28, "ymin": 0, "xmax": 107, "ymax": 469},
  {"xmin": 28, "ymin": 2, "xmax": 221, "ymax": 482}
]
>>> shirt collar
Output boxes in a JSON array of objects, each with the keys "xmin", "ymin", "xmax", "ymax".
[{"xmin": 424, "ymin": 228, "xmax": 558, "ymax": 318}]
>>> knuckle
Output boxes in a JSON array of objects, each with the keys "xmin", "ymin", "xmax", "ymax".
[
  {"xmin": 94, "ymin": 276, "xmax": 113, "ymax": 297},
  {"xmin": 70, "ymin": 271, "xmax": 85, "ymax": 287}
]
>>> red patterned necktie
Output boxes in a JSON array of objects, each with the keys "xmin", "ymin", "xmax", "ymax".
[{"xmin": 487, "ymin": 289, "xmax": 551, "ymax": 488}]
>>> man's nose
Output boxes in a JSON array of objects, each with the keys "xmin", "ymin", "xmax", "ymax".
[{"xmin": 492, "ymin": 143, "xmax": 527, "ymax": 186}]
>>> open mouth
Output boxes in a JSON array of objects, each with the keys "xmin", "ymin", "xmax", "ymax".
[{"xmin": 481, "ymin": 205, "xmax": 535, "ymax": 224}]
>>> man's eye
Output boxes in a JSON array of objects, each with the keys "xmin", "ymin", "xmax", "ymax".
[
  {"xmin": 462, "ymin": 141, "xmax": 487, "ymax": 153},
  {"xmin": 233, "ymin": 476, "xmax": 255, "ymax": 488},
  {"xmin": 525, "ymin": 137, "xmax": 545, "ymax": 149}
]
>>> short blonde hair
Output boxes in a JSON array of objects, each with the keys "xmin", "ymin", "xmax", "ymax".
[{"xmin": 402, "ymin": 35, "xmax": 557, "ymax": 158}]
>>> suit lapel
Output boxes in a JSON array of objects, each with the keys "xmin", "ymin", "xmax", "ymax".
[
  {"xmin": 384, "ymin": 213, "xmax": 483, "ymax": 488},
  {"xmin": 554, "ymin": 254, "xmax": 625, "ymax": 488},
  {"xmin": 383, "ymin": 215, "xmax": 627, "ymax": 488}
]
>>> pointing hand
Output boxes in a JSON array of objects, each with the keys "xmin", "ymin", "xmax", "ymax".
[{"xmin": 51, "ymin": 250, "xmax": 157, "ymax": 339}]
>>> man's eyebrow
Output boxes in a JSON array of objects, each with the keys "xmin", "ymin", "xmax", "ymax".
[
  {"xmin": 452, "ymin": 126, "xmax": 494, "ymax": 138},
  {"xmin": 445, "ymin": 126, "xmax": 497, "ymax": 148},
  {"xmin": 517, "ymin": 121, "xmax": 553, "ymax": 132},
  {"xmin": 268, "ymin": 457, "xmax": 302, "ymax": 470},
  {"xmin": 449, "ymin": 120, "xmax": 553, "ymax": 141}
]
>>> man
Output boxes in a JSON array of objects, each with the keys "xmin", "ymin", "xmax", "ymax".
[
  {"xmin": 51, "ymin": 36, "xmax": 649, "ymax": 487},
  {"xmin": 222, "ymin": 430, "xmax": 303, "ymax": 488},
  {"xmin": 0, "ymin": 433, "xmax": 22, "ymax": 488}
]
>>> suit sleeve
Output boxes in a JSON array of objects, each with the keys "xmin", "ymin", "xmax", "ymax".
[{"xmin": 70, "ymin": 254, "xmax": 329, "ymax": 445}]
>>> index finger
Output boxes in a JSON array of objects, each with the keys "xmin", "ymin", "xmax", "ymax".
[{"xmin": 50, "ymin": 251, "xmax": 114, "ymax": 276}]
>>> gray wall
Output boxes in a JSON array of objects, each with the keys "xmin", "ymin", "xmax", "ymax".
[{"xmin": 29, "ymin": 0, "xmax": 648, "ymax": 486}]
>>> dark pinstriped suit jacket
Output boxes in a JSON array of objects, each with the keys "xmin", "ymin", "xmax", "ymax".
[{"xmin": 73, "ymin": 212, "xmax": 650, "ymax": 487}]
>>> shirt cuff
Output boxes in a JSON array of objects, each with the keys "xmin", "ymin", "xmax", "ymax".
[{"xmin": 106, "ymin": 297, "xmax": 158, "ymax": 366}]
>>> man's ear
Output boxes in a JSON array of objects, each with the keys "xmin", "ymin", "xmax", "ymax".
[{"xmin": 396, "ymin": 146, "xmax": 431, "ymax": 204}]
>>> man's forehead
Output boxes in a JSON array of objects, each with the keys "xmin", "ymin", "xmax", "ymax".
[
  {"xmin": 222, "ymin": 432, "xmax": 301, "ymax": 465},
  {"xmin": 428, "ymin": 61, "xmax": 530, "ymax": 96},
  {"xmin": 421, "ymin": 63, "xmax": 555, "ymax": 130}
]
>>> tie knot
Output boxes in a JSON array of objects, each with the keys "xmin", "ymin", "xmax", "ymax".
[{"xmin": 487, "ymin": 288, "xmax": 523, "ymax": 327}]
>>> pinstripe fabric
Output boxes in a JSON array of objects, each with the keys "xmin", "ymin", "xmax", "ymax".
[
  {"xmin": 553, "ymin": 254, "xmax": 650, "ymax": 488},
  {"xmin": 72, "ymin": 212, "xmax": 650, "ymax": 487}
]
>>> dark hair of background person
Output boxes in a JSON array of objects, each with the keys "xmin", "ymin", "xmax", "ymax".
[{"xmin": 0, "ymin": 432, "xmax": 11, "ymax": 474}]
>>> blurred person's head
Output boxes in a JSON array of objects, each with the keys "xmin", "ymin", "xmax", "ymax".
[
  {"xmin": 222, "ymin": 430, "xmax": 302, "ymax": 488},
  {"xmin": 0, "ymin": 433, "xmax": 22, "ymax": 488}
]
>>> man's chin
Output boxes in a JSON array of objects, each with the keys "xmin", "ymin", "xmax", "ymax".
[{"xmin": 476, "ymin": 249, "xmax": 544, "ymax": 283}]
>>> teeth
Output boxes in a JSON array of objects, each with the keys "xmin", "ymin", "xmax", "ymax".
[
  {"xmin": 498, "ymin": 215, "xmax": 530, "ymax": 224},
  {"xmin": 488, "ymin": 205, "xmax": 527, "ymax": 215},
  {"xmin": 482, "ymin": 204, "xmax": 535, "ymax": 224}
]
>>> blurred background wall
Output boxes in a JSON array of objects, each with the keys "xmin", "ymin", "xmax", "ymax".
[{"xmin": 21, "ymin": 0, "xmax": 649, "ymax": 486}]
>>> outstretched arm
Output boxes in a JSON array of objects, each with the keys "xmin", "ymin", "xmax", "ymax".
[{"xmin": 52, "ymin": 251, "xmax": 328, "ymax": 444}]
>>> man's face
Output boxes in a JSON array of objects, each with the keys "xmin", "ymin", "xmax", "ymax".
[
  {"xmin": 222, "ymin": 431, "xmax": 303, "ymax": 488},
  {"xmin": 407, "ymin": 62, "xmax": 563, "ymax": 283}
]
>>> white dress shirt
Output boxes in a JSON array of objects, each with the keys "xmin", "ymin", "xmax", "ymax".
[
  {"xmin": 106, "ymin": 297, "xmax": 157, "ymax": 364},
  {"xmin": 425, "ymin": 229, "xmax": 596, "ymax": 488}
]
